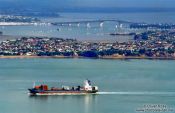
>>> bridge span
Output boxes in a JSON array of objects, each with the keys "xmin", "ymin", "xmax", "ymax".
[{"xmin": 51, "ymin": 19, "xmax": 135, "ymax": 27}]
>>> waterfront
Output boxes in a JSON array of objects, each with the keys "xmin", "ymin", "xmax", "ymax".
[
  {"xmin": 0, "ymin": 33, "xmax": 174, "ymax": 59},
  {"xmin": 0, "ymin": 58, "xmax": 175, "ymax": 113}
]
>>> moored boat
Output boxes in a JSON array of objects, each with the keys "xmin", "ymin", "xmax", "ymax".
[{"xmin": 28, "ymin": 80, "xmax": 98, "ymax": 95}]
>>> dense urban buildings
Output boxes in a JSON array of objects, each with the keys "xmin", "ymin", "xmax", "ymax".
[{"xmin": 0, "ymin": 30, "xmax": 174, "ymax": 59}]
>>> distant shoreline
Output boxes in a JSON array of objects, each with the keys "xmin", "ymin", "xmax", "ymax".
[{"xmin": 0, "ymin": 55, "xmax": 174, "ymax": 60}]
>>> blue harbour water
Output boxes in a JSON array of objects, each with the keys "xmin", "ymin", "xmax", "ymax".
[{"xmin": 0, "ymin": 58, "xmax": 175, "ymax": 113}]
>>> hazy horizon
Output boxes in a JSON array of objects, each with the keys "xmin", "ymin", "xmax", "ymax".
[{"xmin": 0, "ymin": 0, "xmax": 175, "ymax": 13}]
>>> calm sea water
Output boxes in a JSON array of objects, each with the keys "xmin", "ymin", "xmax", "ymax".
[
  {"xmin": 1, "ymin": 12, "xmax": 175, "ymax": 41},
  {"xmin": 0, "ymin": 58, "xmax": 175, "ymax": 113}
]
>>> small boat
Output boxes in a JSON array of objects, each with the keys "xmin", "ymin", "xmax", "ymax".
[{"xmin": 28, "ymin": 80, "xmax": 98, "ymax": 96}]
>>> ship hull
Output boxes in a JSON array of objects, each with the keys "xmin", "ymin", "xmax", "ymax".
[{"xmin": 28, "ymin": 89, "xmax": 98, "ymax": 96}]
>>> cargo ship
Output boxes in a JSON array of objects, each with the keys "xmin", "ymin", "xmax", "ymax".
[{"xmin": 28, "ymin": 80, "xmax": 98, "ymax": 95}]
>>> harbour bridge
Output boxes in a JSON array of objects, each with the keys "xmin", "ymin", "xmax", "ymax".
[{"xmin": 51, "ymin": 19, "xmax": 136, "ymax": 28}]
